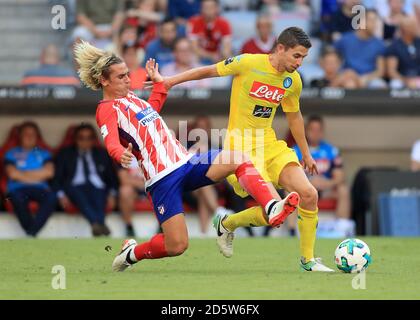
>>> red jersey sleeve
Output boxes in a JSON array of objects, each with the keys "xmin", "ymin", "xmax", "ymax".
[
  {"xmin": 147, "ymin": 81, "xmax": 168, "ymax": 113},
  {"xmin": 219, "ymin": 18, "xmax": 232, "ymax": 37},
  {"xmin": 96, "ymin": 102, "xmax": 125, "ymax": 163}
]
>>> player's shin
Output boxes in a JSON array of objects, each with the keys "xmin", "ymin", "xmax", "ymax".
[
  {"xmin": 235, "ymin": 161, "xmax": 277, "ymax": 213},
  {"xmin": 297, "ymin": 206, "xmax": 318, "ymax": 262},
  {"xmin": 222, "ymin": 206, "xmax": 269, "ymax": 232},
  {"xmin": 130, "ymin": 233, "xmax": 168, "ymax": 262}
]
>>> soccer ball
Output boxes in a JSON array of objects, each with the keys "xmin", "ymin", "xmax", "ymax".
[{"xmin": 334, "ymin": 238, "xmax": 372, "ymax": 273}]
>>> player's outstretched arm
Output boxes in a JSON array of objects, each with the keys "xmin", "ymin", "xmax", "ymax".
[
  {"xmin": 286, "ymin": 111, "xmax": 318, "ymax": 175},
  {"xmin": 144, "ymin": 64, "xmax": 219, "ymax": 90}
]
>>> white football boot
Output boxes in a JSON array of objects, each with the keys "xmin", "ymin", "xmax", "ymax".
[
  {"xmin": 212, "ymin": 208, "xmax": 235, "ymax": 258},
  {"xmin": 112, "ymin": 239, "xmax": 137, "ymax": 272},
  {"xmin": 300, "ymin": 257, "xmax": 335, "ymax": 272}
]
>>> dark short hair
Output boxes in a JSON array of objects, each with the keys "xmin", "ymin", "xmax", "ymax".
[
  {"xmin": 320, "ymin": 46, "xmax": 341, "ymax": 60},
  {"xmin": 276, "ymin": 27, "xmax": 312, "ymax": 50},
  {"xmin": 74, "ymin": 123, "xmax": 97, "ymax": 139},
  {"xmin": 306, "ymin": 115, "xmax": 324, "ymax": 127},
  {"xmin": 160, "ymin": 17, "xmax": 176, "ymax": 27},
  {"xmin": 18, "ymin": 121, "xmax": 41, "ymax": 138}
]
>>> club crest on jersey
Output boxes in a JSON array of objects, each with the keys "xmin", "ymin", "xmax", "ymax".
[
  {"xmin": 283, "ymin": 77, "xmax": 292, "ymax": 88},
  {"xmin": 158, "ymin": 205, "xmax": 165, "ymax": 215},
  {"xmin": 136, "ymin": 106, "xmax": 160, "ymax": 126},
  {"xmin": 252, "ymin": 105, "xmax": 273, "ymax": 118},
  {"xmin": 249, "ymin": 81, "xmax": 285, "ymax": 103},
  {"xmin": 224, "ymin": 56, "xmax": 235, "ymax": 65}
]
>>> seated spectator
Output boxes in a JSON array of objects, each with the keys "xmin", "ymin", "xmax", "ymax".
[
  {"xmin": 386, "ymin": 16, "xmax": 420, "ymax": 89},
  {"xmin": 118, "ymin": 167, "xmax": 146, "ymax": 237},
  {"xmin": 161, "ymin": 38, "xmax": 211, "ymax": 88},
  {"xmin": 54, "ymin": 124, "xmax": 118, "ymax": 237},
  {"xmin": 379, "ymin": 0, "xmax": 408, "ymax": 41},
  {"xmin": 411, "ymin": 139, "xmax": 420, "ymax": 171},
  {"xmin": 320, "ymin": 0, "xmax": 339, "ymax": 41},
  {"xmin": 330, "ymin": 0, "xmax": 362, "ymax": 41},
  {"xmin": 293, "ymin": 115, "xmax": 355, "ymax": 237},
  {"xmin": 4, "ymin": 122, "xmax": 56, "ymax": 237},
  {"xmin": 168, "ymin": 0, "xmax": 201, "ymax": 36},
  {"xmin": 125, "ymin": 0, "xmax": 161, "ymax": 49},
  {"xmin": 334, "ymin": 9, "xmax": 387, "ymax": 88},
  {"xmin": 241, "ymin": 14, "xmax": 276, "ymax": 54},
  {"xmin": 122, "ymin": 44, "xmax": 148, "ymax": 90},
  {"xmin": 310, "ymin": 48, "xmax": 359, "ymax": 88},
  {"xmin": 21, "ymin": 44, "xmax": 80, "ymax": 88},
  {"xmin": 188, "ymin": 0, "xmax": 232, "ymax": 65},
  {"xmin": 72, "ymin": 0, "xmax": 125, "ymax": 50},
  {"xmin": 144, "ymin": 18, "xmax": 178, "ymax": 68}
]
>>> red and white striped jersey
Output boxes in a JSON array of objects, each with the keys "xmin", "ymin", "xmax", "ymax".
[{"xmin": 96, "ymin": 82, "xmax": 193, "ymax": 189}]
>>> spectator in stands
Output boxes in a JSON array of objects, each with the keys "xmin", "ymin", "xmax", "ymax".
[
  {"xmin": 54, "ymin": 124, "xmax": 118, "ymax": 237},
  {"xmin": 241, "ymin": 14, "xmax": 276, "ymax": 54},
  {"xmin": 125, "ymin": 0, "xmax": 162, "ymax": 49},
  {"xmin": 334, "ymin": 9, "xmax": 387, "ymax": 88},
  {"xmin": 21, "ymin": 44, "xmax": 80, "ymax": 88},
  {"xmin": 386, "ymin": 16, "xmax": 420, "ymax": 89},
  {"xmin": 118, "ymin": 168, "xmax": 146, "ymax": 237},
  {"xmin": 161, "ymin": 38, "xmax": 211, "ymax": 88},
  {"xmin": 188, "ymin": 0, "xmax": 232, "ymax": 65},
  {"xmin": 310, "ymin": 47, "xmax": 360, "ymax": 88},
  {"xmin": 168, "ymin": 0, "xmax": 201, "ymax": 36},
  {"xmin": 144, "ymin": 18, "xmax": 178, "ymax": 68},
  {"xmin": 4, "ymin": 122, "xmax": 56, "ymax": 237},
  {"xmin": 378, "ymin": 0, "xmax": 408, "ymax": 41},
  {"xmin": 330, "ymin": 0, "xmax": 362, "ymax": 41},
  {"xmin": 72, "ymin": 0, "xmax": 125, "ymax": 50},
  {"xmin": 411, "ymin": 139, "xmax": 420, "ymax": 171},
  {"xmin": 122, "ymin": 44, "xmax": 148, "ymax": 90},
  {"xmin": 320, "ymin": 0, "xmax": 339, "ymax": 41},
  {"xmin": 293, "ymin": 115, "xmax": 355, "ymax": 237}
]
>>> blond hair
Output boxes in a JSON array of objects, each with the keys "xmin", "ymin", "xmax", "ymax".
[{"xmin": 74, "ymin": 40, "xmax": 123, "ymax": 90}]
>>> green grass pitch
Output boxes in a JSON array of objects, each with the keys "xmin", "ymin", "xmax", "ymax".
[{"xmin": 1, "ymin": 237, "xmax": 419, "ymax": 299}]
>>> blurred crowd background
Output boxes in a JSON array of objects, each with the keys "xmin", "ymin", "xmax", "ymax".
[{"xmin": 7, "ymin": 0, "xmax": 420, "ymax": 90}]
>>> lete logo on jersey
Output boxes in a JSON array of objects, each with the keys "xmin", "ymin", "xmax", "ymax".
[
  {"xmin": 249, "ymin": 81, "xmax": 285, "ymax": 104},
  {"xmin": 136, "ymin": 106, "xmax": 160, "ymax": 126}
]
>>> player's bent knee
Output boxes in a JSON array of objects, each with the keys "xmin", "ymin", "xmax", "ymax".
[
  {"xmin": 300, "ymin": 185, "xmax": 318, "ymax": 205},
  {"xmin": 166, "ymin": 239, "xmax": 189, "ymax": 256}
]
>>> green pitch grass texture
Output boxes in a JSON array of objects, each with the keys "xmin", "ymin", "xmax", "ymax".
[{"xmin": 0, "ymin": 237, "xmax": 419, "ymax": 299}]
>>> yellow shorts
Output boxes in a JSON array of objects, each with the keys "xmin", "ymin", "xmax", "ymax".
[{"xmin": 226, "ymin": 140, "xmax": 301, "ymax": 198}]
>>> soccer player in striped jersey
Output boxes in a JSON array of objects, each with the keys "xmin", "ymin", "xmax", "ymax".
[{"xmin": 73, "ymin": 41, "xmax": 299, "ymax": 272}]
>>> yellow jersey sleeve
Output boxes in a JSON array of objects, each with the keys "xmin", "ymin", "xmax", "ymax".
[
  {"xmin": 280, "ymin": 72, "xmax": 302, "ymax": 113},
  {"xmin": 216, "ymin": 54, "xmax": 251, "ymax": 77}
]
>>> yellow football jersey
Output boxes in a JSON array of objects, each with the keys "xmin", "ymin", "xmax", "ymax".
[{"xmin": 216, "ymin": 53, "xmax": 302, "ymax": 151}]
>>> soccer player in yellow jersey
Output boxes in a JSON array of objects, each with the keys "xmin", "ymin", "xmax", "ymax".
[{"xmin": 160, "ymin": 27, "xmax": 334, "ymax": 272}]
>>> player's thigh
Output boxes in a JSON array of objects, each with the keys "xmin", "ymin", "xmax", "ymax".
[
  {"xmin": 206, "ymin": 149, "xmax": 247, "ymax": 182},
  {"xmin": 278, "ymin": 163, "xmax": 317, "ymax": 201}
]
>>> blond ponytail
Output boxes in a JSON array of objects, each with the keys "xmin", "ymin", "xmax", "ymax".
[{"xmin": 74, "ymin": 40, "xmax": 122, "ymax": 90}]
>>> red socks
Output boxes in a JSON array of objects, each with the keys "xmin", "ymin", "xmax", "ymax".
[
  {"xmin": 133, "ymin": 233, "xmax": 168, "ymax": 261},
  {"xmin": 235, "ymin": 161, "xmax": 274, "ymax": 209}
]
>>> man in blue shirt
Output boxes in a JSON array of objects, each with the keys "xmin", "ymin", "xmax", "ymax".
[
  {"xmin": 334, "ymin": 9, "xmax": 387, "ymax": 88},
  {"xmin": 293, "ymin": 115, "xmax": 355, "ymax": 236},
  {"xmin": 168, "ymin": 0, "xmax": 201, "ymax": 36},
  {"xmin": 386, "ymin": 16, "xmax": 420, "ymax": 89},
  {"xmin": 143, "ymin": 18, "xmax": 177, "ymax": 69},
  {"xmin": 4, "ymin": 122, "xmax": 56, "ymax": 237}
]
